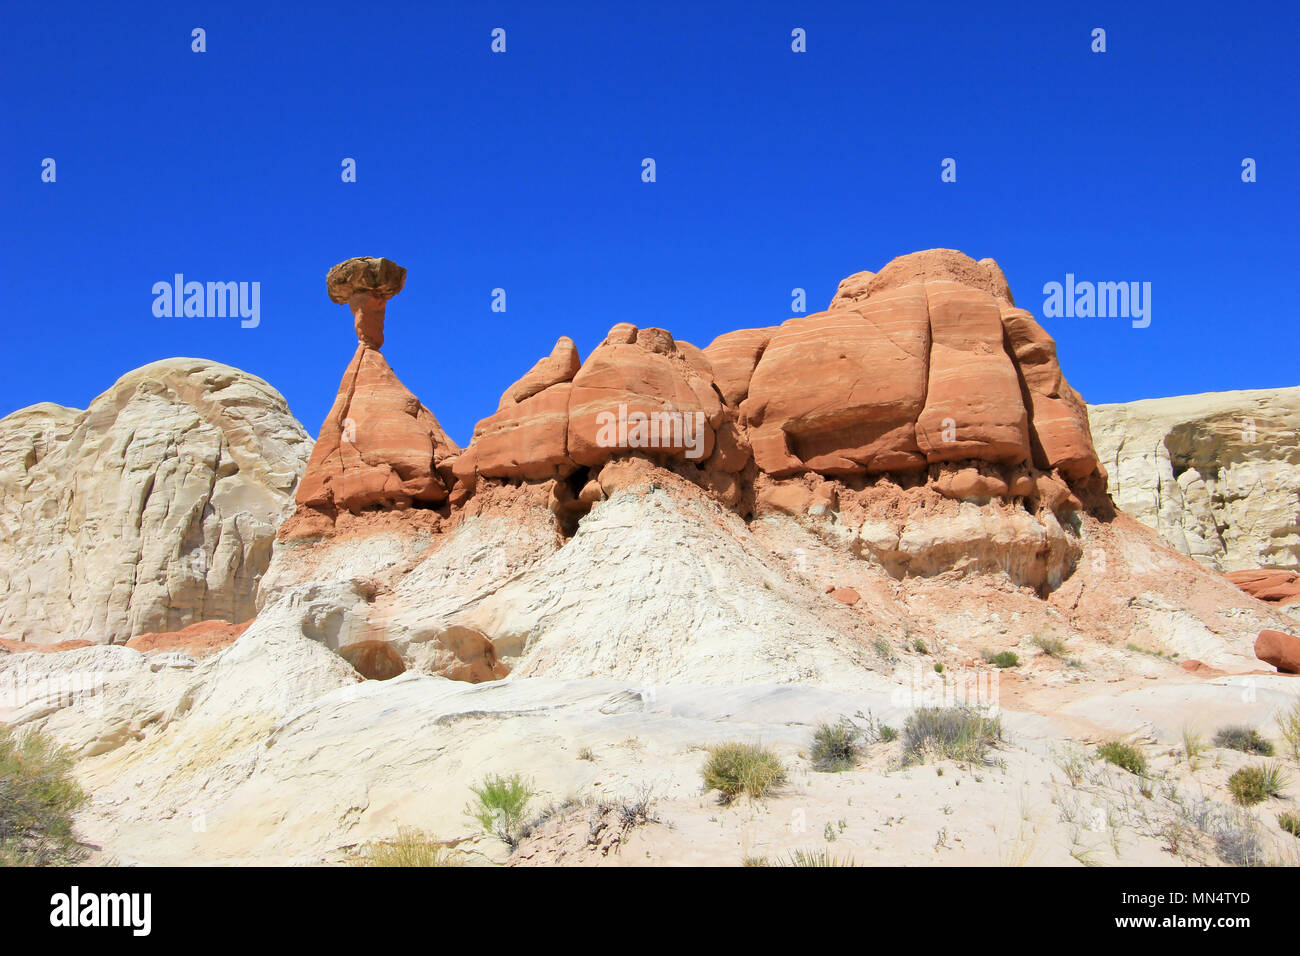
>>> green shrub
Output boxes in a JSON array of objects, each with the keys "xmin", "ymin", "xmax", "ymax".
[
  {"xmin": 878, "ymin": 724, "xmax": 899, "ymax": 743},
  {"xmin": 702, "ymin": 742, "xmax": 786, "ymax": 802},
  {"xmin": 0, "ymin": 726, "xmax": 88, "ymax": 866},
  {"xmin": 901, "ymin": 707, "xmax": 1001, "ymax": 765},
  {"xmin": 351, "ymin": 826, "xmax": 462, "ymax": 867},
  {"xmin": 1228, "ymin": 764, "xmax": 1289, "ymax": 806},
  {"xmin": 465, "ymin": 773, "xmax": 535, "ymax": 844},
  {"xmin": 1097, "ymin": 741, "xmax": 1148, "ymax": 776},
  {"xmin": 1214, "ymin": 726, "xmax": 1275, "ymax": 756},
  {"xmin": 912, "ymin": 639, "xmax": 929, "ymax": 654},
  {"xmin": 1032, "ymin": 636, "xmax": 1068, "ymax": 658},
  {"xmin": 983, "ymin": 650, "xmax": 1020, "ymax": 669},
  {"xmin": 810, "ymin": 721, "xmax": 860, "ymax": 772},
  {"xmin": 1278, "ymin": 812, "xmax": 1300, "ymax": 838}
]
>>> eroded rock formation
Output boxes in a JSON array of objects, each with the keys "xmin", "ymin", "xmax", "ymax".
[
  {"xmin": 0, "ymin": 360, "xmax": 312, "ymax": 645},
  {"xmin": 1088, "ymin": 387, "xmax": 1300, "ymax": 572},
  {"xmin": 289, "ymin": 248, "xmax": 1107, "ymax": 541}
]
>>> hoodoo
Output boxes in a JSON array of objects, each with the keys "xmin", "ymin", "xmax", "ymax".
[{"xmin": 288, "ymin": 248, "xmax": 1107, "ymax": 539}]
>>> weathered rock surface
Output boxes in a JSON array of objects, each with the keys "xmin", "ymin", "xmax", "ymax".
[
  {"xmin": 1227, "ymin": 569, "xmax": 1300, "ymax": 605},
  {"xmin": 0, "ymin": 359, "xmax": 312, "ymax": 645},
  {"xmin": 294, "ymin": 345, "xmax": 459, "ymax": 515},
  {"xmin": 1088, "ymin": 387, "xmax": 1300, "ymax": 571},
  {"xmin": 125, "ymin": 619, "xmax": 250, "ymax": 657}
]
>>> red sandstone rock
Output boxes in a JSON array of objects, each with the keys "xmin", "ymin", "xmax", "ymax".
[
  {"xmin": 1255, "ymin": 630, "xmax": 1300, "ymax": 674},
  {"xmin": 916, "ymin": 281, "xmax": 1030, "ymax": 465},
  {"xmin": 999, "ymin": 305, "xmax": 1101, "ymax": 480},
  {"xmin": 337, "ymin": 640, "xmax": 406, "ymax": 680},
  {"xmin": 473, "ymin": 383, "xmax": 575, "ymax": 480},
  {"xmin": 1227, "ymin": 570, "xmax": 1300, "ymax": 604},
  {"xmin": 703, "ymin": 327, "xmax": 777, "ymax": 406},
  {"xmin": 864, "ymin": 248, "xmax": 1014, "ymax": 304},
  {"xmin": 126, "ymin": 619, "xmax": 250, "ymax": 657},
  {"xmin": 566, "ymin": 325, "xmax": 722, "ymax": 468},
  {"xmin": 936, "ymin": 466, "xmax": 1010, "ymax": 500},
  {"xmin": 742, "ymin": 293, "xmax": 930, "ymax": 476},
  {"xmin": 827, "ymin": 270, "xmax": 876, "ymax": 310},
  {"xmin": 295, "ymin": 345, "xmax": 460, "ymax": 513},
  {"xmin": 829, "ymin": 587, "xmax": 861, "ymax": 606},
  {"xmin": 326, "ymin": 256, "xmax": 406, "ymax": 350},
  {"xmin": 498, "ymin": 337, "xmax": 581, "ymax": 408}
]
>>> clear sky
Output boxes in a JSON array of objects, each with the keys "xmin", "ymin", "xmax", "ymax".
[{"xmin": 3, "ymin": 0, "xmax": 1296, "ymax": 446}]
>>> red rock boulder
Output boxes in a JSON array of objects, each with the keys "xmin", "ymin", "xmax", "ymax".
[{"xmin": 1255, "ymin": 630, "xmax": 1300, "ymax": 674}]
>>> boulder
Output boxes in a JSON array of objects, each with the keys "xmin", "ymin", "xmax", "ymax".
[{"xmin": 1255, "ymin": 629, "xmax": 1300, "ymax": 674}]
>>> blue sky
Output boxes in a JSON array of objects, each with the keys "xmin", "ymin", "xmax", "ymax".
[{"xmin": 3, "ymin": 0, "xmax": 1296, "ymax": 446}]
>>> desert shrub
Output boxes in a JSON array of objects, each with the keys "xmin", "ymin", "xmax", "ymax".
[
  {"xmin": 702, "ymin": 742, "xmax": 786, "ymax": 801},
  {"xmin": 0, "ymin": 726, "xmax": 88, "ymax": 866},
  {"xmin": 1278, "ymin": 812, "xmax": 1300, "ymax": 838},
  {"xmin": 878, "ymin": 724, "xmax": 899, "ymax": 743},
  {"xmin": 901, "ymin": 706, "xmax": 1001, "ymax": 765},
  {"xmin": 465, "ymin": 773, "xmax": 535, "ymax": 844},
  {"xmin": 1228, "ymin": 764, "xmax": 1289, "ymax": 806},
  {"xmin": 1182, "ymin": 727, "xmax": 1207, "ymax": 763},
  {"xmin": 351, "ymin": 827, "xmax": 462, "ymax": 867},
  {"xmin": 1276, "ymin": 699, "xmax": 1300, "ymax": 763},
  {"xmin": 780, "ymin": 848, "xmax": 857, "ymax": 867},
  {"xmin": 1214, "ymin": 726, "xmax": 1275, "ymax": 756},
  {"xmin": 810, "ymin": 721, "xmax": 860, "ymax": 772},
  {"xmin": 1032, "ymin": 636, "xmax": 1068, "ymax": 658},
  {"xmin": 983, "ymin": 650, "xmax": 1020, "ymax": 669},
  {"xmin": 912, "ymin": 639, "xmax": 929, "ymax": 654},
  {"xmin": 1097, "ymin": 741, "xmax": 1148, "ymax": 776}
]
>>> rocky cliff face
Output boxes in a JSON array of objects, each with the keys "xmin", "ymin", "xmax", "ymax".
[
  {"xmin": 1088, "ymin": 387, "xmax": 1300, "ymax": 572},
  {"xmin": 0, "ymin": 359, "xmax": 312, "ymax": 644}
]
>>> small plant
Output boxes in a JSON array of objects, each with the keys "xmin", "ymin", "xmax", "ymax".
[
  {"xmin": 983, "ymin": 650, "xmax": 1020, "ymax": 669},
  {"xmin": 741, "ymin": 855, "xmax": 768, "ymax": 866},
  {"xmin": 823, "ymin": 822, "xmax": 836, "ymax": 842},
  {"xmin": 350, "ymin": 827, "xmax": 462, "ymax": 867},
  {"xmin": 702, "ymin": 742, "xmax": 786, "ymax": 802},
  {"xmin": 1182, "ymin": 727, "xmax": 1207, "ymax": 763},
  {"xmin": 901, "ymin": 706, "xmax": 1001, "ymax": 765},
  {"xmin": 780, "ymin": 848, "xmax": 857, "ymax": 867},
  {"xmin": 1097, "ymin": 740, "xmax": 1148, "ymax": 776},
  {"xmin": 1276, "ymin": 698, "xmax": 1300, "ymax": 763},
  {"xmin": 1228, "ymin": 764, "xmax": 1289, "ymax": 806},
  {"xmin": 810, "ymin": 720, "xmax": 860, "ymax": 772},
  {"xmin": 1278, "ymin": 812, "xmax": 1300, "ymax": 838},
  {"xmin": 0, "ymin": 727, "xmax": 88, "ymax": 866},
  {"xmin": 878, "ymin": 724, "xmax": 899, "ymax": 743},
  {"xmin": 934, "ymin": 662, "xmax": 944, "ymax": 673},
  {"xmin": 1032, "ymin": 635, "xmax": 1068, "ymax": 658},
  {"xmin": 912, "ymin": 638, "xmax": 929, "ymax": 654},
  {"xmin": 1214, "ymin": 726, "xmax": 1275, "ymax": 756},
  {"xmin": 577, "ymin": 747, "xmax": 595, "ymax": 761},
  {"xmin": 465, "ymin": 773, "xmax": 535, "ymax": 844}
]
